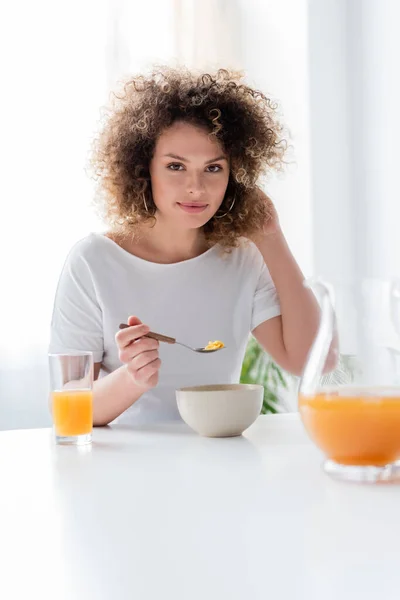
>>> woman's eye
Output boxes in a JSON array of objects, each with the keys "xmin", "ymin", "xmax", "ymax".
[
  {"xmin": 167, "ymin": 163, "xmax": 184, "ymax": 171},
  {"xmin": 206, "ymin": 165, "xmax": 223, "ymax": 173}
]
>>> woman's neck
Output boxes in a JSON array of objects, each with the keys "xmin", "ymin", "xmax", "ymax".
[{"xmin": 115, "ymin": 218, "xmax": 209, "ymax": 264}]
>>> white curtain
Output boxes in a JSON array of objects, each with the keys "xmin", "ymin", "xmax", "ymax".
[
  {"xmin": 0, "ymin": 0, "xmax": 109, "ymax": 429},
  {"xmin": 308, "ymin": 0, "xmax": 400, "ymax": 282},
  {"xmin": 173, "ymin": 0, "xmax": 242, "ymax": 70}
]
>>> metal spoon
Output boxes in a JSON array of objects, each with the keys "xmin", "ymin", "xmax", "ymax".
[{"xmin": 118, "ymin": 323, "xmax": 224, "ymax": 354}]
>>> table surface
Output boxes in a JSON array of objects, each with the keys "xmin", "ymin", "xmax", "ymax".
[{"xmin": 1, "ymin": 414, "xmax": 399, "ymax": 600}]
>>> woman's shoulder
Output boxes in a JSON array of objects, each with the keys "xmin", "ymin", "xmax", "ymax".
[
  {"xmin": 59, "ymin": 233, "xmax": 118, "ymax": 280},
  {"xmin": 219, "ymin": 237, "xmax": 264, "ymax": 269},
  {"xmin": 65, "ymin": 232, "xmax": 112, "ymax": 262}
]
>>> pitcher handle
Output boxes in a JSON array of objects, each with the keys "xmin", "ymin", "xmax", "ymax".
[{"xmin": 299, "ymin": 279, "xmax": 337, "ymax": 395}]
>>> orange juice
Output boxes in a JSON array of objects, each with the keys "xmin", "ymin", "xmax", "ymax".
[
  {"xmin": 299, "ymin": 388, "xmax": 400, "ymax": 466},
  {"xmin": 52, "ymin": 389, "xmax": 93, "ymax": 437}
]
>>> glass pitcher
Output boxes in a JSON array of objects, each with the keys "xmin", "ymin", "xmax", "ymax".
[{"xmin": 299, "ymin": 278, "xmax": 400, "ymax": 483}]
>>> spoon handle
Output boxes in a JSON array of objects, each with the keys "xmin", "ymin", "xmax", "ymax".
[
  {"xmin": 118, "ymin": 323, "xmax": 176, "ymax": 344},
  {"xmin": 146, "ymin": 332, "xmax": 176, "ymax": 344}
]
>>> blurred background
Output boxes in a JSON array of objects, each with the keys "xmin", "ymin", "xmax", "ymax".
[{"xmin": 1, "ymin": 0, "xmax": 399, "ymax": 429}]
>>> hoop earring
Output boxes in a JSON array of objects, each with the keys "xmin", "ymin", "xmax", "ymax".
[
  {"xmin": 143, "ymin": 193, "xmax": 149, "ymax": 213},
  {"xmin": 142, "ymin": 192, "xmax": 155, "ymax": 215},
  {"xmin": 215, "ymin": 195, "xmax": 236, "ymax": 219}
]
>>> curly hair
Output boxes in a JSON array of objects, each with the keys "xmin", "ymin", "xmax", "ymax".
[{"xmin": 90, "ymin": 66, "xmax": 288, "ymax": 248}]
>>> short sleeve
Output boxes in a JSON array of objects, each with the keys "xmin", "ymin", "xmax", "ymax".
[
  {"xmin": 251, "ymin": 262, "xmax": 281, "ymax": 331},
  {"xmin": 49, "ymin": 248, "xmax": 104, "ymax": 362}
]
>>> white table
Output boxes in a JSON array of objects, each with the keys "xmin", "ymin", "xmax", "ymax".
[{"xmin": 1, "ymin": 415, "xmax": 399, "ymax": 600}]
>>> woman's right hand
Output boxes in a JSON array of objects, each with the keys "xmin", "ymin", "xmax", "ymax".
[{"xmin": 115, "ymin": 315, "xmax": 161, "ymax": 390}]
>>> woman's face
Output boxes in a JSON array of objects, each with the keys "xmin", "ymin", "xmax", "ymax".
[{"xmin": 149, "ymin": 121, "xmax": 230, "ymax": 228}]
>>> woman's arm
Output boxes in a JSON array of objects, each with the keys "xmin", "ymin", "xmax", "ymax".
[
  {"xmin": 92, "ymin": 316, "xmax": 161, "ymax": 426},
  {"xmin": 252, "ymin": 231, "xmax": 320, "ymax": 375},
  {"xmin": 251, "ymin": 193, "xmax": 337, "ymax": 376},
  {"xmin": 92, "ymin": 363, "xmax": 147, "ymax": 426}
]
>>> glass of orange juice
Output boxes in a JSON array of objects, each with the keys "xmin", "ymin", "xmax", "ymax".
[
  {"xmin": 299, "ymin": 279, "xmax": 400, "ymax": 483},
  {"xmin": 48, "ymin": 352, "xmax": 93, "ymax": 445}
]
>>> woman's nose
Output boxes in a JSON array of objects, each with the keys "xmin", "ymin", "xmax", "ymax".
[{"xmin": 186, "ymin": 173, "xmax": 205, "ymax": 197}]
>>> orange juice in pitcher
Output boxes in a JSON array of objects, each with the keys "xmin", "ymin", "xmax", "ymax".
[
  {"xmin": 299, "ymin": 387, "xmax": 400, "ymax": 467},
  {"xmin": 299, "ymin": 279, "xmax": 400, "ymax": 483}
]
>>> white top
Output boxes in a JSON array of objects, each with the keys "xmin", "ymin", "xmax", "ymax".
[
  {"xmin": 49, "ymin": 233, "xmax": 280, "ymax": 424},
  {"xmin": 2, "ymin": 415, "xmax": 400, "ymax": 600}
]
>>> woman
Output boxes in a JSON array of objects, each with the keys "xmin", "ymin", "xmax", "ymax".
[{"xmin": 49, "ymin": 66, "xmax": 323, "ymax": 426}]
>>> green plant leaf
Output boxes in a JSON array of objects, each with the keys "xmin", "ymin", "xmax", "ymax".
[{"xmin": 240, "ymin": 337, "xmax": 288, "ymax": 414}]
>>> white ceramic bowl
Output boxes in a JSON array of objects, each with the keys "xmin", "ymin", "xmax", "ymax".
[{"xmin": 176, "ymin": 384, "xmax": 263, "ymax": 438}]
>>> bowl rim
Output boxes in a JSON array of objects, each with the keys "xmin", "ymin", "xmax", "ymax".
[{"xmin": 176, "ymin": 383, "xmax": 264, "ymax": 393}]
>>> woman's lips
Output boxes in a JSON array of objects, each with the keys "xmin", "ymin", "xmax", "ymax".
[{"xmin": 177, "ymin": 202, "xmax": 208, "ymax": 214}]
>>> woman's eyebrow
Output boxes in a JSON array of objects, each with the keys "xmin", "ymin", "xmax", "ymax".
[
  {"xmin": 205, "ymin": 155, "xmax": 228, "ymax": 164},
  {"xmin": 163, "ymin": 153, "xmax": 228, "ymax": 164}
]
